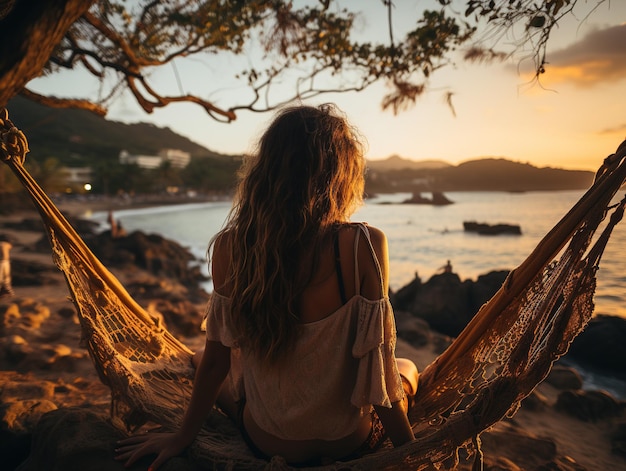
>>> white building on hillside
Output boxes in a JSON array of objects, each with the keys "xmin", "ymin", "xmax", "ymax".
[
  {"xmin": 119, "ymin": 148, "xmax": 191, "ymax": 169},
  {"xmin": 159, "ymin": 149, "xmax": 191, "ymax": 168}
]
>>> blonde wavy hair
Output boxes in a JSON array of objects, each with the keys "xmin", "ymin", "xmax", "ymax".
[{"xmin": 210, "ymin": 104, "xmax": 366, "ymax": 363}]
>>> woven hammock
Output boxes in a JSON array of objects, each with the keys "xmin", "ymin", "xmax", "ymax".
[{"xmin": 2, "ymin": 107, "xmax": 626, "ymax": 470}]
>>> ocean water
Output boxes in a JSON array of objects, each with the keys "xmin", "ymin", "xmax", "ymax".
[{"xmin": 87, "ymin": 190, "xmax": 626, "ymax": 320}]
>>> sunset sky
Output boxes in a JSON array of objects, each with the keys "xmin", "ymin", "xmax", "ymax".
[{"xmin": 30, "ymin": 1, "xmax": 626, "ymax": 171}]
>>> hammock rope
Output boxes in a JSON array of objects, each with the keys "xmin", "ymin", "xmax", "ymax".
[{"xmin": 2, "ymin": 107, "xmax": 625, "ymax": 470}]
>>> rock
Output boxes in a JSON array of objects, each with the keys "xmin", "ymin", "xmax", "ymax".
[
  {"xmin": 16, "ymin": 407, "xmax": 194, "ymax": 471},
  {"xmin": 12, "ymin": 259, "xmax": 61, "ymax": 287},
  {"xmin": 16, "ymin": 407, "xmax": 126, "ymax": 471},
  {"xmin": 458, "ymin": 426, "xmax": 586, "ymax": 471},
  {"xmin": 463, "ymin": 221, "xmax": 522, "ymax": 235},
  {"xmin": 56, "ymin": 307, "xmax": 76, "ymax": 319},
  {"xmin": 0, "ymin": 299, "xmax": 50, "ymax": 333},
  {"xmin": 146, "ymin": 299, "xmax": 206, "ymax": 338},
  {"xmin": 611, "ymin": 421, "xmax": 626, "ymax": 458},
  {"xmin": 19, "ymin": 301, "xmax": 50, "ymax": 330},
  {"xmin": 0, "ymin": 334, "xmax": 32, "ymax": 363},
  {"xmin": 0, "ymin": 303, "xmax": 21, "ymax": 333},
  {"xmin": 555, "ymin": 389, "xmax": 624, "ymax": 422},
  {"xmin": 480, "ymin": 428, "xmax": 558, "ymax": 466},
  {"xmin": 566, "ymin": 315, "xmax": 626, "ymax": 376},
  {"xmin": 85, "ymin": 230, "xmax": 208, "ymax": 288},
  {"xmin": 401, "ymin": 191, "xmax": 454, "ymax": 205},
  {"xmin": 391, "ymin": 274, "xmax": 421, "ymax": 309},
  {"xmin": 544, "ymin": 365, "xmax": 583, "ymax": 391},
  {"xmin": 391, "ymin": 270, "xmax": 509, "ymax": 337},
  {"xmin": 520, "ymin": 389, "xmax": 550, "ymax": 412},
  {"xmin": 0, "ymin": 375, "xmax": 56, "ymax": 402},
  {"xmin": 395, "ymin": 311, "xmax": 432, "ymax": 347},
  {"xmin": 1, "ymin": 399, "xmax": 58, "ymax": 435},
  {"xmin": 0, "ymin": 398, "xmax": 59, "ymax": 469}
]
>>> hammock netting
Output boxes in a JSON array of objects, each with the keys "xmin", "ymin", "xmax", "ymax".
[{"xmin": 2, "ymin": 107, "xmax": 625, "ymax": 470}]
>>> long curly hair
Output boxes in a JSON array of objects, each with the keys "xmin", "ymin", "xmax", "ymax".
[{"xmin": 210, "ymin": 104, "xmax": 366, "ymax": 364}]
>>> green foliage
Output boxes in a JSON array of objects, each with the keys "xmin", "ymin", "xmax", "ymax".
[
  {"xmin": 26, "ymin": 157, "xmax": 67, "ymax": 193},
  {"xmin": 43, "ymin": 1, "xmax": 477, "ymax": 120},
  {"xmin": 181, "ymin": 156, "xmax": 240, "ymax": 193},
  {"xmin": 5, "ymin": 95, "xmax": 242, "ymax": 196},
  {"xmin": 460, "ymin": 0, "xmax": 584, "ymax": 77}
]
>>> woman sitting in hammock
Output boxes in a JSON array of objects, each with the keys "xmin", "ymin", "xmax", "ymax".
[{"xmin": 115, "ymin": 104, "xmax": 418, "ymax": 469}]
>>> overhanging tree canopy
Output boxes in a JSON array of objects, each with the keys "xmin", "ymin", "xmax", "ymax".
[{"xmin": 0, "ymin": 0, "xmax": 608, "ymax": 122}]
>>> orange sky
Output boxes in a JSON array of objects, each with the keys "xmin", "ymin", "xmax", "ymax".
[{"xmin": 29, "ymin": 1, "xmax": 626, "ymax": 171}]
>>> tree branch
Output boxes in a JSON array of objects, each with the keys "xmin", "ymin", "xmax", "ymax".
[
  {"xmin": 20, "ymin": 87, "xmax": 107, "ymax": 116},
  {"xmin": 126, "ymin": 76, "xmax": 237, "ymax": 122}
]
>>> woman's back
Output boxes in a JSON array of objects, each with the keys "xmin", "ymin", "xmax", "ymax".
[
  {"xmin": 213, "ymin": 224, "xmax": 389, "ymax": 322},
  {"xmin": 207, "ymin": 223, "xmax": 404, "ymax": 463}
]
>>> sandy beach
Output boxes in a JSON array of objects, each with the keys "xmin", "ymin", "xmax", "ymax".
[{"xmin": 1, "ymin": 200, "xmax": 625, "ymax": 470}]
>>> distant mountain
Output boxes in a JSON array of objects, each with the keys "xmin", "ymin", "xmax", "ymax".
[
  {"xmin": 5, "ymin": 96, "xmax": 234, "ymax": 166},
  {"xmin": 436, "ymin": 158, "xmax": 594, "ymax": 192},
  {"xmin": 367, "ymin": 154, "xmax": 451, "ymax": 171},
  {"xmin": 366, "ymin": 156, "xmax": 594, "ymax": 193}
]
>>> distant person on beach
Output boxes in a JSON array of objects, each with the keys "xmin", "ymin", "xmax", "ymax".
[
  {"xmin": 441, "ymin": 260, "xmax": 453, "ymax": 273},
  {"xmin": 0, "ymin": 237, "xmax": 14, "ymax": 298},
  {"xmin": 107, "ymin": 210, "xmax": 126, "ymax": 238},
  {"xmin": 115, "ymin": 104, "xmax": 418, "ymax": 469}
]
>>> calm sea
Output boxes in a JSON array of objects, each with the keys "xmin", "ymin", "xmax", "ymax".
[{"xmin": 86, "ymin": 190, "xmax": 626, "ymax": 320}]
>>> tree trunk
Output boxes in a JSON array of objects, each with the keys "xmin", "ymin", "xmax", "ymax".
[{"xmin": 0, "ymin": 0, "xmax": 95, "ymax": 108}]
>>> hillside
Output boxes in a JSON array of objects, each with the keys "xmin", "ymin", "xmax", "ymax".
[
  {"xmin": 4, "ymin": 97, "xmax": 595, "ymax": 193},
  {"xmin": 434, "ymin": 158, "xmax": 594, "ymax": 192},
  {"xmin": 5, "ymin": 96, "xmax": 233, "ymax": 165},
  {"xmin": 366, "ymin": 157, "xmax": 594, "ymax": 193}
]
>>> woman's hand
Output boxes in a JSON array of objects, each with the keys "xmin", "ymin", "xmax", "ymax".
[{"xmin": 114, "ymin": 430, "xmax": 191, "ymax": 470}]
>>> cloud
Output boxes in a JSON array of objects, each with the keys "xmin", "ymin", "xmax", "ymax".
[
  {"xmin": 598, "ymin": 123, "xmax": 626, "ymax": 136},
  {"xmin": 524, "ymin": 23, "xmax": 626, "ymax": 86}
]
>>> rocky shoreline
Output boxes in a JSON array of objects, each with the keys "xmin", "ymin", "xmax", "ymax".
[{"xmin": 1, "ymin": 206, "xmax": 625, "ymax": 470}]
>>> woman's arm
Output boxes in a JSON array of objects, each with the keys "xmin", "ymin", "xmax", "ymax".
[
  {"xmin": 115, "ymin": 339, "xmax": 231, "ymax": 470},
  {"xmin": 360, "ymin": 226, "xmax": 415, "ymax": 445}
]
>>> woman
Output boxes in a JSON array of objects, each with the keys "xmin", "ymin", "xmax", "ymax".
[{"xmin": 115, "ymin": 104, "xmax": 417, "ymax": 469}]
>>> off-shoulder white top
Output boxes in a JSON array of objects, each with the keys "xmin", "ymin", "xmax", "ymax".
[{"xmin": 204, "ymin": 224, "xmax": 405, "ymax": 441}]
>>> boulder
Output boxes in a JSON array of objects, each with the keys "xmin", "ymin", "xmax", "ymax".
[
  {"xmin": 566, "ymin": 315, "xmax": 626, "ymax": 376},
  {"xmin": 391, "ymin": 270, "xmax": 509, "ymax": 337},
  {"xmin": 611, "ymin": 421, "xmax": 626, "ymax": 458},
  {"xmin": 394, "ymin": 311, "xmax": 432, "ymax": 347},
  {"xmin": 544, "ymin": 365, "xmax": 583, "ymax": 391},
  {"xmin": 16, "ymin": 407, "xmax": 193, "ymax": 471},
  {"xmin": 12, "ymin": 259, "xmax": 61, "ymax": 287},
  {"xmin": 555, "ymin": 390, "xmax": 624, "ymax": 422},
  {"xmin": 0, "ymin": 400, "xmax": 57, "ymax": 471},
  {"xmin": 85, "ymin": 230, "xmax": 208, "ymax": 288}
]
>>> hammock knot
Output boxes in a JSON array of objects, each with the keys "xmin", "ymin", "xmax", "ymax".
[{"xmin": 0, "ymin": 108, "xmax": 29, "ymax": 164}]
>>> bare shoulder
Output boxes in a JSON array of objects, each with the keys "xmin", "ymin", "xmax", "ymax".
[
  {"xmin": 211, "ymin": 230, "xmax": 234, "ymax": 293},
  {"xmin": 362, "ymin": 224, "xmax": 387, "ymax": 248},
  {"xmin": 353, "ymin": 223, "xmax": 390, "ymax": 298}
]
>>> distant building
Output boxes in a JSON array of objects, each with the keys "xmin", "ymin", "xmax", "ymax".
[
  {"xmin": 119, "ymin": 149, "xmax": 191, "ymax": 169},
  {"xmin": 158, "ymin": 149, "xmax": 191, "ymax": 168},
  {"xmin": 119, "ymin": 150, "xmax": 163, "ymax": 169},
  {"xmin": 62, "ymin": 166, "xmax": 92, "ymax": 183},
  {"xmin": 61, "ymin": 166, "xmax": 93, "ymax": 192}
]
